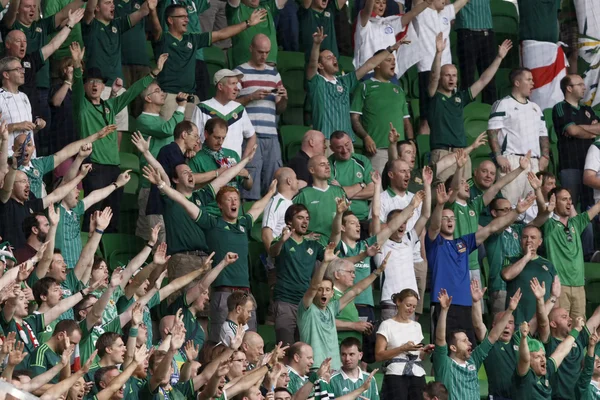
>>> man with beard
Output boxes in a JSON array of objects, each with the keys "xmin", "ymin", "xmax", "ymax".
[
  {"xmin": 220, "ymin": 290, "xmax": 255, "ymax": 346},
  {"xmin": 91, "ymin": 345, "xmax": 148, "ymax": 400},
  {"xmin": 330, "ymin": 337, "xmax": 379, "ymax": 400},
  {"xmin": 14, "ymin": 213, "xmax": 50, "ymax": 264},
  {"xmin": 433, "ymin": 287, "xmax": 521, "ymax": 399}
]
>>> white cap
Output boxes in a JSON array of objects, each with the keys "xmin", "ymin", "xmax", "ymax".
[{"xmin": 213, "ymin": 69, "xmax": 244, "ymax": 85}]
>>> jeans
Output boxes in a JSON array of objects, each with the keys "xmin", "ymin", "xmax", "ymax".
[{"xmin": 275, "ymin": 0, "xmax": 299, "ymax": 51}]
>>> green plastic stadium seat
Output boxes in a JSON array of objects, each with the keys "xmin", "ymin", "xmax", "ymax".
[
  {"xmin": 416, "ymin": 134, "xmax": 430, "ymax": 168},
  {"xmin": 491, "ymin": 0, "xmax": 519, "ymax": 69},
  {"xmin": 101, "ymin": 233, "xmax": 146, "ymax": 271},
  {"xmin": 281, "ymin": 106, "xmax": 305, "ymax": 127},
  {"xmin": 119, "ymin": 152, "xmax": 140, "ymax": 174},
  {"xmin": 463, "ymin": 102, "xmax": 492, "ymax": 158},
  {"xmin": 409, "ymin": 98, "xmax": 420, "ymax": 128},
  {"xmin": 495, "ymin": 68, "xmax": 513, "ymax": 99},
  {"xmin": 280, "ymin": 125, "xmax": 310, "ymax": 161},
  {"xmin": 278, "ymin": 51, "xmax": 306, "ymax": 108},
  {"xmin": 204, "ymin": 46, "xmax": 228, "ymax": 97}
]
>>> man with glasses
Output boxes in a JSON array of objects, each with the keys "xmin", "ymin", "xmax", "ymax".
[
  {"xmin": 485, "ymin": 197, "xmax": 553, "ymax": 317},
  {"xmin": 135, "ymin": 81, "xmax": 189, "ymax": 241},
  {"xmin": 536, "ymin": 187, "xmax": 600, "ymax": 319},
  {"xmin": 148, "ymin": 4, "xmax": 267, "ymax": 120}
]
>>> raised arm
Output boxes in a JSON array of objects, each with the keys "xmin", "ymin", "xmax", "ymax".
[
  {"xmin": 476, "ymin": 195, "xmax": 535, "ymax": 245},
  {"xmin": 247, "ymin": 180, "xmax": 277, "ymax": 221},
  {"xmin": 470, "ymin": 280, "xmax": 487, "ymax": 342},
  {"xmin": 119, "ymin": 224, "xmax": 158, "ymax": 290},
  {"xmin": 359, "ymin": 0, "xmax": 374, "ymax": 27},
  {"xmin": 122, "ymin": 303, "xmax": 143, "ymax": 369},
  {"xmin": 2, "ymin": 0, "xmax": 20, "ymax": 28},
  {"xmin": 212, "ymin": 9, "xmax": 267, "ymax": 42},
  {"xmin": 74, "ymin": 208, "xmax": 112, "ymax": 283},
  {"xmin": 435, "ymin": 289, "xmax": 452, "ymax": 346},
  {"xmin": 41, "ymin": 9, "xmax": 85, "ymax": 61},
  {"xmin": 186, "ymin": 253, "xmax": 235, "ymax": 303},
  {"xmin": 43, "ymin": 283, "xmax": 99, "ymax": 325},
  {"xmin": 414, "ymin": 167, "xmax": 433, "ymax": 235},
  {"xmin": 489, "ymin": 289, "xmax": 521, "ymax": 344},
  {"xmin": 552, "ymin": 317, "xmax": 584, "ymax": 368},
  {"xmin": 269, "ymin": 227, "xmax": 293, "ymax": 258},
  {"xmin": 0, "ymin": 163, "xmax": 17, "ymax": 203},
  {"xmin": 96, "ymin": 348, "xmax": 145, "ymax": 400},
  {"xmin": 54, "ymin": 125, "xmax": 117, "ymax": 169},
  {"xmin": 501, "ymin": 246, "xmax": 533, "ymax": 282},
  {"xmin": 39, "ymin": 350, "xmax": 97, "ymax": 400},
  {"xmin": 128, "ymin": 0, "xmax": 153, "ymax": 27},
  {"xmin": 428, "ymin": 33, "xmax": 445, "ymax": 98},
  {"xmin": 368, "ymin": 171, "xmax": 381, "ymax": 235},
  {"xmin": 338, "ymin": 253, "xmax": 389, "ymax": 310},
  {"xmin": 307, "ymin": 27, "xmax": 326, "ymax": 80},
  {"xmin": 84, "ymin": 0, "xmax": 98, "ymax": 24},
  {"xmin": 517, "ymin": 322, "xmax": 531, "ymax": 376},
  {"xmin": 355, "ymin": 39, "xmax": 406, "ymax": 80},
  {"xmin": 43, "ymin": 165, "xmax": 89, "ymax": 208},
  {"xmin": 144, "ymin": 164, "xmax": 201, "ymax": 219},
  {"xmin": 336, "ymin": 370, "xmax": 378, "ymax": 400},
  {"xmin": 302, "ymin": 243, "xmax": 336, "ymax": 308},
  {"xmin": 531, "ymin": 278, "xmax": 551, "ymax": 343},
  {"xmin": 82, "ymin": 169, "xmax": 130, "ymax": 211},
  {"xmin": 33, "ymin": 207, "xmax": 56, "ymax": 279},
  {"xmin": 376, "ymin": 191, "xmax": 423, "ymax": 244},
  {"xmin": 428, "ymin": 183, "xmax": 450, "ymax": 240},
  {"xmin": 452, "ymin": 0, "xmax": 469, "ymax": 13},
  {"xmin": 85, "ymin": 271, "xmax": 122, "ymax": 331},
  {"xmin": 147, "ymin": 5, "xmax": 162, "ymax": 41},
  {"xmin": 470, "ymin": 40, "xmax": 512, "ymax": 98},
  {"xmin": 586, "ymin": 199, "xmax": 600, "ymax": 221},
  {"xmin": 483, "ymin": 153, "xmax": 529, "ymax": 206},
  {"xmin": 330, "ymin": 197, "xmax": 351, "ymax": 245}
]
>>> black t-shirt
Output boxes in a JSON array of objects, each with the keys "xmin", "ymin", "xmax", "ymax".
[
  {"xmin": 21, "ymin": 51, "xmax": 45, "ymax": 112},
  {"xmin": 552, "ymin": 100, "xmax": 600, "ymax": 170},
  {"xmin": 146, "ymin": 142, "xmax": 186, "ymax": 215},
  {"xmin": 0, "ymin": 196, "xmax": 44, "ymax": 249},
  {"xmin": 286, "ymin": 150, "xmax": 313, "ymax": 186}
]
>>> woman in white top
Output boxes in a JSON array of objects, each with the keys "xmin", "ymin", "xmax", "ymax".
[{"xmin": 375, "ymin": 288, "xmax": 434, "ymax": 400}]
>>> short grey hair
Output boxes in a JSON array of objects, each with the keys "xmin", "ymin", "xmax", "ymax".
[
  {"xmin": 0, "ymin": 56, "xmax": 20, "ymax": 76},
  {"xmin": 140, "ymin": 80, "xmax": 159, "ymax": 99},
  {"xmin": 325, "ymin": 258, "xmax": 353, "ymax": 281}
]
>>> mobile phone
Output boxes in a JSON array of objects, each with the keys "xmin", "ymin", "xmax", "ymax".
[
  {"xmin": 17, "ymin": 132, "xmax": 31, "ymax": 166},
  {"xmin": 271, "ymin": 88, "xmax": 279, "ymax": 93}
]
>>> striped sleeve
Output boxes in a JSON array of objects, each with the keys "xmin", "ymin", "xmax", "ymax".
[{"xmin": 488, "ymin": 98, "xmax": 507, "ymax": 130}]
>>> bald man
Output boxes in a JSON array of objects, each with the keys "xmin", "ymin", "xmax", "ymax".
[
  {"xmin": 236, "ymin": 34, "xmax": 289, "ymax": 200},
  {"xmin": 241, "ymin": 331, "xmax": 265, "ymax": 369},
  {"xmin": 293, "ymin": 155, "xmax": 348, "ymax": 246},
  {"xmin": 287, "ymin": 130, "xmax": 327, "ymax": 187},
  {"xmin": 427, "ymin": 33, "xmax": 513, "ymax": 183},
  {"xmin": 469, "ymin": 160, "xmax": 502, "ymax": 226}
]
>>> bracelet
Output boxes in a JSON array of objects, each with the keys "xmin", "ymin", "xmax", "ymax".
[
  {"xmin": 157, "ymin": 182, "xmax": 166, "ymax": 190},
  {"xmin": 79, "ymin": 290, "xmax": 86, "ymax": 297},
  {"xmin": 149, "ymin": 71, "xmax": 157, "ymax": 78},
  {"xmin": 569, "ymin": 328, "xmax": 580, "ymax": 340},
  {"xmin": 129, "ymin": 328, "xmax": 139, "ymax": 337},
  {"xmin": 550, "ymin": 296, "xmax": 557, "ymax": 303},
  {"xmin": 373, "ymin": 270, "xmax": 382, "ymax": 277},
  {"xmin": 215, "ymin": 170, "xmax": 219, "ymax": 178},
  {"xmin": 66, "ymin": 25, "xmax": 73, "ymax": 30},
  {"xmin": 266, "ymin": 363, "xmax": 273, "ymax": 372},
  {"xmin": 112, "ymin": 182, "xmax": 119, "ymax": 190},
  {"xmin": 245, "ymin": 19, "xmax": 250, "ymax": 28},
  {"xmin": 146, "ymin": 242, "xmax": 154, "ymax": 249},
  {"xmin": 95, "ymin": 228, "xmax": 104, "ymax": 234},
  {"xmin": 64, "ymin": 80, "xmax": 72, "ymax": 85},
  {"xmin": 308, "ymin": 371, "xmax": 319, "ymax": 384},
  {"xmin": 541, "ymin": 155, "xmax": 550, "ymax": 160}
]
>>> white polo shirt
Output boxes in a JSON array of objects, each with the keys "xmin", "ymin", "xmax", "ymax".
[
  {"xmin": 370, "ymin": 187, "xmax": 422, "ymax": 230},
  {"xmin": 585, "ymin": 143, "xmax": 600, "ymax": 203},
  {"xmin": 353, "ymin": 15, "xmax": 404, "ymax": 74},
  {"xmin": 0, "ymin": 89, "xmax": 35, "ymax": 157},
  {"xmin": 414, "ymin": 5, "xmax": 455, "ymax": 72},
  {"xmin": 487, "ymin": 96, "xmax": 548, "ymax": 157},
  {"xmin": 191, "ymin": 98, "xmax": 255, "ymax": 158},
  {"xmin": 375, "ymin": 231, "xmax": 420, "ymax": 305}
]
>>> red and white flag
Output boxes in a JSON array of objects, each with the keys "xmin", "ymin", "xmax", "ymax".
[{"xmin": 520, "ymin": 40, "xmax": 568, "ymax": 110}]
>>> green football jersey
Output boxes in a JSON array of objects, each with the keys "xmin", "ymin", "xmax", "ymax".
[
  {"xmin": 544, "ymin": 327, "xmax": 590, "ymax": 399},
  {"xmin": 450, "ymin": 195, "xmax": 484, "ymax": 270},
  {"xmin": 336, "ymin": 236, "xmax": 377, "ymax": 306},
  {"xmin": 328, "ymin": 154, "xmax": 373, "ymax": 220},
  {"xmin": 514, "ymin": 358, "xmax": 557, "ymax": 400},
  {"xmin": 484, "ymin": 224, "xmax": 523, "ymax": 292}
]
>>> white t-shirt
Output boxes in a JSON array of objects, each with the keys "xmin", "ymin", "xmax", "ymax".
[
  {"xmin": 585, "ymin": 144, "xmax": 600, "ymax": 203},
  {"xmin": 371, "ymin": 188, "xmax": 422, "ymax": 230},
  {"xmin": 487, "ymin": 96, "xmax": 548, "ymax": 157},
  {"xmin": 191, "ymin": 98, "xmax": 255, "ymax": 158},
  {"xmin": 0, "ymin": 89, "xmax": 35, "ymax": 157},
  {"xmin": 354, "ymin": 15, "xmax": 404, "ymax": 74},
  {"xmin": 375, "ymin": 232, "xmax": 420, "ymax": 305},
  {"xmin": 377, "ymin": 318, "xmax": 425, "ymax": 376},
  {"xmin": 414, "ymin": 5, "xmax": 455, "ymax": 72},
  {"xmin": 262, "ymin": 192, "xmax": 294, "ymax": 239}
]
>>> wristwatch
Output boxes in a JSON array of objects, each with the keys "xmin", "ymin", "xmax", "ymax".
[{"xmin": 359, "ymin": 182, "xmax": 366, "ymax": 189}]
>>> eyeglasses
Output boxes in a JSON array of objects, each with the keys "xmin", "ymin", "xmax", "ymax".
[
  {"xmin": 170, "ymin": 14, "xmax": 189, "ymax": 19},
  {"xmin": 87, "ymin": 79, "xmax": 104, "ymax": 85},
  {"xmin": 232, "ymin": 358, "xmax": 248, "ymax": 363},
  {"xmin": 564, "ymin": 227, "xmax": 573, "ymax": 243},
  {"xmin": 6, "ymin": 67, "xmax": 25, "ymax": 73},
  {"xmin": 441, "ymin": 216, "xmax": 456, "ymax": 222},
  {"xmin": 146, "ymin": 88, "xmax": 163, "ymax": 96},
  {"xmin": 341, "ymin": 269, "xmax": 356, "ymax": 275}
]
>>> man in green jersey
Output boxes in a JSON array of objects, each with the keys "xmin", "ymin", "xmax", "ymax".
[
  {"xmin": 189, "ymin": 117, "xmax": 254, "ymax": 215},
  {"xmin": 147, "ymin": 163, "xmax": 276, "ymax": 341},
  {"xmin": 27, "ymin": 319, "xmax": 83, "ymax": 394},
  {"xmin": 134, "ymin": 133, "xmax": 256, "ymax": 304},
  {"xmin": 447, "ymin": 149, "xmax": 531, "ymax": 289},
  {"xmin": 328, "ymin": 131, "xmax": 374, "ymax": 224},
  {"xmin": 330, "ymin": 337, "xmax": 379, "ymax": 400},
  {"xmin": 351, "ymin": 50, "xmax": 413, "ymax": 173},
  {"xmin": 306, "ymin": 27, "xmax": 407, "ymax": 142},
  {"xmin": 542, "ymin": 186, "xmax": 600, "ymax": 319},
  {"xmin": 515, "ymin": 316, "xmax": 585, "ymax": 399},
  {"xmin": 574, "ymin": 331, "xmax": 600, "ymax": 400},
  {"xmin": 299, "ymin": 243, "xmax": 388, "ymax": 370},
  {"xmin": 293, "ymin": 155, "xmax": 347, "ymax": 246},
  {"xmin": 70, "ymin": 42, "xmax": 166, "ymax": 232},
  {"xmin": 227, "ymin": 0, "xmax": 287, "ymax": 66},
  {"xmin": 485, "ymin": 195, "xmax": 553, "ymax": 316},
  {"xmin": 468, "ymin": 160, "xmax": 499, "ymax": 226},
  {"xmin": 91, "ymin": 346, "xmax": 148, "ymax": 400},
  {"xmin": 286, "ymin": 342, "xmax": 333, "ymax": 400},
  {"xmin": 148, "ymin": 3, "xmax": 267, "ymax": 120},
  {"xmin": 298, "ymin": 0, "xmax": 344, "ymax": 61},
  {"xmin": 428, "ymin": 33, "xmax": 512, "ymax": 182},
  {"xmin": 270, "ymin": 204, "xmax": 326, "ymax": 345},
  {"xmin": 135, "ymin": 81, "xmax": 189, "ymax": 240},
  {"xmin": 536, "ymin": 276, "xmax": 600, "ymax": 400},
  {"xmin": 433, "ymin": 287, "xmax": 521, "ymax": 400},
  {"xmin": 502, "ymin": 225, "xmax": 559, "ymax": 326}
]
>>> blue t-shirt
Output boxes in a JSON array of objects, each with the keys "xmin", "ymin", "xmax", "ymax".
[
  {"xmin": 425, "ymin": 233, "xmax": 477, "ymax": 306},
  {"xmin": 146, "ymin": 141, "xmax": 186, "ymax": 215}
]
